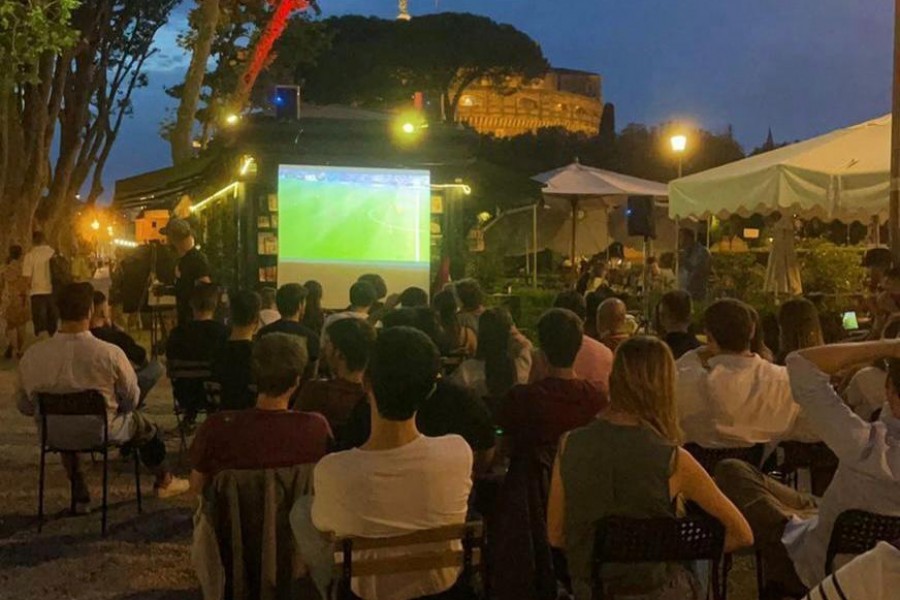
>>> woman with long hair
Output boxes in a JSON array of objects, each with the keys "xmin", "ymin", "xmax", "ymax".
[
  {"xmin": 448, "ymin": 306, "xmax": 529, "ymax": 400},
  {"xmin": 1, "ymin": 245, "xmax": 29, "ymax": 359},
  {"xmin": 432, "ymin": 289, "xmax": 476, "ymax": 357},
  {"xmin": 548, "ymin": 336, "xmax": 753, "ymax": 599},
  {"xmin": 301, "ymin": 280, "xmax": 325, "ymax": 333},
  {"xmin": 776, "ymin": 298, "xmax": 825, "ymax": 365},
  {"xmin": 749, "ymin": 306, "xmax": 775, "ymax": 362}
]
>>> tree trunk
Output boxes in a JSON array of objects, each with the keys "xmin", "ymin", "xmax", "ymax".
[{"xmin": 171, "ymin": 0, "xmax": 221, "ymax": 165}]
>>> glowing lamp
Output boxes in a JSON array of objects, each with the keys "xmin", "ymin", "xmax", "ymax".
[
  {"xmin": 225, "ymin": 114, "xmax": 240, "ymax": 125},
  {"xmin": 402, "ymin": 122, "xmax": 416, "ymax": 134},
  {"xmin": 670, "ymin": 135, "xmax": 687, "ymax": 153},
  {"xmin": 91, "ymin": 219, "xmax": 100, "ymax": 231}
]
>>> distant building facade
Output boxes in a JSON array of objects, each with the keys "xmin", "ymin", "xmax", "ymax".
[{"xmin": 456, "ymin": 68, "xmax": 603, "ymax": 138}]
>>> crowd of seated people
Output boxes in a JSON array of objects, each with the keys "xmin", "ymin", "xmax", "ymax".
[{"xmin": 15, "ymin": 265, "xmax": 900, "ymax": 600}]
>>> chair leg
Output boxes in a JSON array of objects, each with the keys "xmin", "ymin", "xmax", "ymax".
[
  {"xmin": 134, "ymin": 447, "xmax": 142, "ymax": 514},
  {"xmin": 69, "ymin": 466, "xmax": 76, "ymax": 515},
  {"xmin": 101, "ymin": 449, "xmax": 109, "ymax": 537},
  {"xmin": 755, "ymin": 550, "xmax": 765, "ymax": 600},
  {"xmin": 37, "ymin": 448, "xmax": 47, "ymax": 532}
]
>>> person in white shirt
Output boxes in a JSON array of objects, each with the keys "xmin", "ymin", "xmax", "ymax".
[
  {"xmin": 716, "ymin": 340, "xmax": 900, "ymax": 596},
  {"xmin": 309, "ymin": 326, "xmax": 473, "ymax": 600},
  {"xmin": 676, "ymin": 299, "xmax": 806, "ymax": 448},
  {"xmin": 16, "ymin": 282, "xmax": 189, "ymax": 514},
  {"xmin": 22, "ymin": 231, "xmax": 59, "ymax": 337}
]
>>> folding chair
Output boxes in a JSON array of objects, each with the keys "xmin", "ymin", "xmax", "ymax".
[
  {"xmin": 592, "ymin": 514, "xmax": 728, "ymax": 600},
  {"xmin": 826, "ymin": 509, "xmax": 900, "ymax": 575},
  {"xmin": 333, "ymin": 522, "xmax": 486, "ymax": 600},
  {"xmin": 167, "ymin": 358, "xmax": 216, "ymax": 452},
  {"xmin": 778, "ymin": 441, "xmax": 838, "ymax": 496},
  {"xmin": 37, "ymin": 391, "xmax": 142, "ymax": 536}
]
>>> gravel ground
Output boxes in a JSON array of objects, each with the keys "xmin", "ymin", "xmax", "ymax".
[{"xmin": 0, "ymin": 343, "xmax": 762, "ymax": 600}]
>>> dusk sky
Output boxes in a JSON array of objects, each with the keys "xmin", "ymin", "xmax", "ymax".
[{"xmin": 107, "ymin": 0, "xmax": 894, "ymax": 196}]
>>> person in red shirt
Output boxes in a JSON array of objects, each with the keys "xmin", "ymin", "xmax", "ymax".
[
  {"xmin": 500, "ymin": 308, "xmax": 608, "ymax": 455},
  {"xmin": 189, "ymin": 332, "xmax": 332, "ymax": 491}
]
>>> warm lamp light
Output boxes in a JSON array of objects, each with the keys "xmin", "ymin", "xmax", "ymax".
[
  {"xmin": 91, "ymin": 219, "xmax": 100, "ymax": 231},
  {"xmin": 225, "ymin": 114, "xmax": 240, "ymax": 125},
  {"xmin": 401, "ymin": 122, "xmax": 416, "ymax": 134},
  {"xmin": 670, "ymin": 134, "xmax": 687, "ymax": 153}
]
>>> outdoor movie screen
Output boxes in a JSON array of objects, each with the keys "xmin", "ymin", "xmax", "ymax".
[{"xmin": 277, "ymin": 164, "xmax": 431, "ymax": 308}]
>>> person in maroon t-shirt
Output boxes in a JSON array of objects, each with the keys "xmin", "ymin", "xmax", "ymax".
[
  {"xmin": 189, "ymin": 333, "xmax": 332, "ymax": 491},
  {"xmin": 500, "ymin": 308, "xmax": 608, "ymax": 454}
]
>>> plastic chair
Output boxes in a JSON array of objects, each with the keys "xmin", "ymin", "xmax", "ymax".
[
  {"xmin": 825, "ymin": 509, "xmax": 900, "ymax": 575},
  {"xmin": 592, "ymin": 514, "xmax": 728, "ymax": 600},
  {"xmin": 333, "ymin": 522, "xmax": 486, "ymax": 600},
  {"xmin": 37, "ymin": 391, "xmax": 142, "ymax": 536},
  {"xmin": 778, "ymin": 441, "xmax": 838, "ymax": 496},
  {"xmin": 684, "ymin": 443, "xmax": 764, "ymax": 474}
]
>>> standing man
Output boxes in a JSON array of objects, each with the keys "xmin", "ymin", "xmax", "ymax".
[
  {"xmin": 678, "ymin": 228, "xmax": 711, "ymax": 301},
  {"xmin": 22, "ymin": 231, "xmax": 58, "ymax": 338},
  {"xmin": 161, "ymin": 218, "xmax": 210, "ymax": 328}
]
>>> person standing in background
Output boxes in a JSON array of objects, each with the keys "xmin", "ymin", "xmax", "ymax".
[
  {"xmin": 22, "ymin": 231, "xmax": 58, "ymax": 338},
  {"xmin": 678, "ymin": 228, "xmax": 711, "ymax": 301},
  {"xmin": 2, "ymin": 245, "xmax": 30, "ymax": 359},
  {"xmin": 161, "ymin": 219, "xmax": 210, "ymax": 328}
]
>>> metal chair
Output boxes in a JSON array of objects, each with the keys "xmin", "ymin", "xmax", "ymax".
[
  {"xmin": 592, "ymin": 514, "xmax": 729, "ymax": 600},
  {"xmin": 825, "ymin": 509, "xmax": 900, "ymax": 575},
  {"xmin": 777, "ymin": 441, "xmax": 839, "ymax": 496},
  {"xmin": 167, "ymin": 359, "xmax": 216, "ymax": 452},
  {"xmin": 333, "ymin": 522, "xmax": 486, "ymax": 600},
  {"xmin": 37, "ymin": 391, "xmax": 142, "ymax": 536}
]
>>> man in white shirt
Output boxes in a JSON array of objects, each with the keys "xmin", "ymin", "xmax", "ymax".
[
  {"xmin": 676, "ymin": 299, "xmax": 805, "ymax": 448},
  {"xmin": 17, "ymin": 282, "xmax": 188, "ymax": 514},
  {"xmin": 716, "ymin": 340, "xmax": 900, "ymax": 596},
  {"xmin": 309, "ymin": 326, "xmax": 473, "ymax": 600},
  {"xmin": 22, "ymin": 231, "xmax": 59, "ymax": 337}
]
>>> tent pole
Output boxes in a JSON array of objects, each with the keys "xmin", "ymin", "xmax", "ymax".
[
  {"xmin": 533, "ymin": 203, "xmax": 539, "ymax": 288},
  {"xmin": 571, "ymin": 197, "xmax": 578, "ymax": 271},
  {"xmin": 891, "ymin": 0, "xmax": 900, "ymax": 264}
]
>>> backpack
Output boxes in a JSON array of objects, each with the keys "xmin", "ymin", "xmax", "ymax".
[{"xmin": 49, "ymin": 253, "xmax": 73, "ymax": 291}]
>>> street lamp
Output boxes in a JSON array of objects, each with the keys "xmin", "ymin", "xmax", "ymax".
[
  {"xmin": 91, "ymin": 219, "xmax": 100, "ymax": 231},
  {"xmin": 670, "ymin": 135, "xmax": 687, "ymax": 178}
]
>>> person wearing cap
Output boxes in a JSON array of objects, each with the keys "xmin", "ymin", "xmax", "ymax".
[{"xmin": 162, "ymin": 218, "xmax": 211, "ymax": 327}]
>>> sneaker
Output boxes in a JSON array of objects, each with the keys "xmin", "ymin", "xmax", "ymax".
[
  {"xmin": 155, "ymin": 476, "xmax": 190, "ymax": 499},
  {"xmin": 73, "ymin": 501, "xmax": 92, "ymax": 515}
]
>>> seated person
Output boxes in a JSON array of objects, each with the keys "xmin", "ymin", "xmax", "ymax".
[
  {"xmin": 802, "ymin": 539, "xmax": 900, "ymax": 600},
  {"xmin": 500, "ymin": 309, "xmax": 608, "ymax": 457},
  {"xmin": 449, "ymin": 307, "xmax": 533, "ymax": 399},
  {"xmin": 343, "ymin": 309, "xmax": 496, "ymax": 473},
  {"xmin": 676, "ymin": 299, "xmax": 808, "ymax": 448},
  {"xmin": 455, "ymin": 279, "xmax": 486, "ymax": 335},
  {"xmin": 596, "ymin": 297, "xmax": 631, "ymax": 352},
  {"xmin": 297, "ymin": 317, "xmax": 375, "ymax": 441},
  {"xmin": 656, "ymin": 290, "xmax": 702, "ymax": 359},
  {"xmin": 257, "ymin": 283, "xmax": 320, "ymax": 380},
  {"xmin": 548, "ymin": 336, "xmax": 753, "ymax": 599},
  {"xmin": 358, "ymin": 274, "xmax": 388, "ymax": 325},
  {"xmin": 165, "ymin": 282, "xmax": 229, "ymax": 421},
  {"xmin": 398, "ymin": 286, "xmax": 429, "ymax": 308},
  {"xmin": 432, "ymin": 289, "xmax": 477, "ymax": 357},
  {"xmin": 189, "ymin": 333, "xmax": 332, "ymax": 489},
  {"xmin": 309, "ymin": 327, "xmax": 473, "ymax": 600},
  {"xmin": 322, "ymin": 280, "xmax": 377, "ymax": 343},
  {"xmin": 716, "ymin": 340, "xmax": 900, "ymax": 596},
  {"xmin": 258, "ymin": 287, "xmax": 279, "ymax": 327},
  {"xmin": 18, "ymin": 283, "xmax": 188, "ymax": 512},
  {"xmin": 212, "ymin": 290, "xmax": 260, "ymax": 411},
  {"xmin": 90, "ymin": 290, "xmax": 163, "ymax": 406},
  {"xmin": 531, "ymin": 291, "xmax": 614, "ymax": 388}
]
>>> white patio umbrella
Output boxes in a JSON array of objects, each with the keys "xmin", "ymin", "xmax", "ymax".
[
  {"xmin": 764, "ymin": 215, "xmax": 803, "ymax": 295},
  {"xmin": 532, "ymin": 161, "xmax": 668, "ymax": 262}
]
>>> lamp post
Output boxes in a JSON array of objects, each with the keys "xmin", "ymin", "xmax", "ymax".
[
  {"xmin": 670, "ymin": 134, "xmax": 687, "ymax": 179},
  {"xmin": 890, "ymin": 0, "xmax": 900, "ymax": 263}
]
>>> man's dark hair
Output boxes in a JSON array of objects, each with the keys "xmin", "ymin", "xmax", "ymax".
[
  {"xmin": 358, "ymin": 274, "xmax": 387, "ymax": 300},
  {"xmin": 276, "ymin": 283, "xmax": 308, "ymax": 317},
  {"xmin": 538, "ymin": 308, "xmax": 584, "ymax": 368},
  {"xmin": 658, "ymin": 290, "xmax": 693, "ymax": 325},
  {"xmin": 863, "ymin": 247, "xmax": 893, "ymax": 269},
  {"xmin": 253, "ymin": 333, "xmax": 308, "ymax": 396},
  {"xmin": 350, "ymin": 280, "xmax": 377, "ymax": 308},
  {"xmin": 456, "ymin": 279, "xmax": 483, "ymax": 311},
  {"xmin": 704, "ymin": 299, "xmax": 753, "ymax": 353},
  {"xmin": 368, "ymin": 326, "xmax": 439, "ymax": 421},
  {"xmin": 93, "ymin": 290, "xmax": 107, "ymax": 307},
  {"xmin": 399, "ymin": 286, "xmax": 428, "ymax": 308},
  {"xmin": 231, "ymin": 290, "xmax": 261, "ymax": 327},
  {"xmin": 326, "ymin": 317, "xmax": 376, "ymax": 372},
  {"xmin": 58, "ymin": 282, "xmax": 94, "ymax": 322},
  {"xmin": 190, "ymin": 282, "xmax": 220, "ymax": 314},
  {"xmin": 553, "ymin": 290, "xmax": 587, "ymax": 321},
  {"xmin": 32, "ymin": 231, "xmax": 45, "ymax": 245}
]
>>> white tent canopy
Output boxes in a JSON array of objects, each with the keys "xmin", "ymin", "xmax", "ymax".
[{"xmin": 668, "ymin": 114, "xmax": 891, "ymax": 222}]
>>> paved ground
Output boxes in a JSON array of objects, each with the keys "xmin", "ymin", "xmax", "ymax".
[{"xmin": 0, "ymin": 339, "xmax": 762, "ymax": 600}]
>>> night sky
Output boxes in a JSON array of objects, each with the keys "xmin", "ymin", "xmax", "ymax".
[{"xmin": 107, "ymin": 0, "xmax": 893, "ymax": 198}]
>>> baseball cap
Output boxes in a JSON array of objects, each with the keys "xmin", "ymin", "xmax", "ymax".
[
  {"xmin": 160, "ymin": 218, "xmax": 192, "ymax": 241},
  {"xmin": 862, "ymin": 247, "xmax": 892, "ymax": 268}
]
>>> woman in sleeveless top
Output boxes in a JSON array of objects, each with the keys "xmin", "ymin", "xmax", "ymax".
[
  {"xmin": 547, "ymin": 336, "xmax": 753, "ymax": 599},
  {"xmin": 1, "ymin": 245, "xmax": 29, "ymax": 359}
]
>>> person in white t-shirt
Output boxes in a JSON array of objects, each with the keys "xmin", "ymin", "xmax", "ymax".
[
  {"xmin": 676, "ymin": 299, "xmax": 811, "ymax": 448},
  {"xmin": 310, "ymin": 326, "xmax": 473, "ymax": 600},
  {"xmin": 22, "ymin": 231, "xmax": 58, "ymax": 337}
]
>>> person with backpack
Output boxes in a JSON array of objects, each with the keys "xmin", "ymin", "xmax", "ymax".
[{"xmin": 22, "ymin": 231, "xmax": 63, "ymax": 337}]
